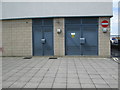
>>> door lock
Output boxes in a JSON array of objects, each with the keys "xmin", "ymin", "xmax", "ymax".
[
  {"xmin": 41, "ymin": 39, "xmax": 46, "ymax": 44},
  {"xmin": 80, "ymin": 38, "xmax": 85, "ymax": 45}
]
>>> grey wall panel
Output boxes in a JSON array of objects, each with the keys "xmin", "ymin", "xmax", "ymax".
[{"xmin": 2, "ymin": 2, "xmax": 113, "ymax": 19}]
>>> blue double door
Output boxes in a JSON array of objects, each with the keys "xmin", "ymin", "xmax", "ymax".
[
  {"xmin": 33, "ymin": 19, "xmax": 54, "ymax": 56},
  {"xmin": 65, "ymin": 18, "xmax": 98, "ymax": 55}
]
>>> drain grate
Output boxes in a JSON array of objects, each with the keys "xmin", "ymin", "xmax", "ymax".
[
  {"xmin": 23, "ymin": 57, "xmax": 32, "ymax": 59},
  {"xmin": 49, "ymin": 57, "xmax": 57, "ymax": 59}
]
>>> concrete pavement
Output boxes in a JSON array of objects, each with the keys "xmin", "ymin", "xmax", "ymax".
[{"xmin": 2, "ymin": 57, "xmax": 118, "ymax": 89}]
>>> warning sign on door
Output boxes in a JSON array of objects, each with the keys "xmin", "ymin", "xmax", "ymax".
[{"xmin": 71, "ymin": 33, "xmax": 75, "ymax": 38}]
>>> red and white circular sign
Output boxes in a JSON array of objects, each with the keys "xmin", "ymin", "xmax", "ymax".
[{"xmin": 101, "ymin": 20, "xmax": 109, "ymax": 28}]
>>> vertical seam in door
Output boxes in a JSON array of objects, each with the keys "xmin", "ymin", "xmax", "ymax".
[
  {"xmin": 32, "ymin": 19, "xmax": 34, "ymax": 56},
  {"xmin": 42, "ymin": 26, "xmax": 44, "ymax": 56},
  {"xmin": 81, "ymin": 18, "xmax": 83, "ymax": 55}
]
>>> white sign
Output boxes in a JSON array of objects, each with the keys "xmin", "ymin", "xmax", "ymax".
[{"xmin": 71, "ymin": 33, "xmax": 75, "ymax": 35}]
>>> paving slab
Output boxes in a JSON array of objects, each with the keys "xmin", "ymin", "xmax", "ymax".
[
  {"xmin": 94, "ymin": 84, "xmax": 110, "ymax": 88},
  {"xmin": 67, "ymin": 83, "xmax": 81, "ymax": 88},
  {"xmin": 79, "ymin": 78, "xmax": 93, "ymax": 84},
  {"xmin": 38, "ymin": 83, "xmax": 53, "ymax": 88},
  {"xmin": 52, "ymin": 83, "xmax": 66, "ymax": 88},
  {"xmin": 81, "ymin": 83, "xmax": 95, "ymax": 88},
  {"xmin": 10, "ymin": 81, "xmax": 27, "ymax": 88}
]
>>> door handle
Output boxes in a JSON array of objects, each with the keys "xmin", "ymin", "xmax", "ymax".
[
  {"xmin": 80, "ymin": 38, "xmax": 85, "ymax": 45},
  {"xmin": 41, "ymin": 39, "xmax": 46, "ymax": 44}
]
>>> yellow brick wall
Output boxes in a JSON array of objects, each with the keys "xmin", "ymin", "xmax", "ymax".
[
  {"xmin": 2, "ymin": 19, "xmax": 32, "ymax": 56},
  {"xmin": 0, "ymin": 20, "xmax": 2, "ymax": 56},
  {"xmin": 99, "ymin": 17, "xmax": 111, "ymax": 57},
  {"xmin": 54, "ymin": 18, "xmax": 65, "ymax": 56}
]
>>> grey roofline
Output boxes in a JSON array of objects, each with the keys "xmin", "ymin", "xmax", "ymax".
[{"xmin": 1, "ymin": 15, "xmax": 113, "ymax": 20}]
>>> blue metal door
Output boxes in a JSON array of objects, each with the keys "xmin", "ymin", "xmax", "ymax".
[
  {"xmin": 33, "ymin": 19, "xmax": 53, "ymax": 56},
  {"xmin": 33, "ymin": 26, "xmax": 43, "ymax": 56},
  {"xmin": 65, "ymin": 18, "xmax": 98, "ymax": 55},
  {"xmin": 43, "ymin": 26, "xmax": 53, "ymax": 56},
  {"xmin": 81, "ymin": 25, "xmax": 98, "ymax": 55},
  {"xmin": 65, "ymin": 25, "xmax": 81, "ymax": 55}
]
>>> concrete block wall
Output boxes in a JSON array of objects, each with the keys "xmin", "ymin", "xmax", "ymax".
[
  {"xmin": 0, "ymin": 20, "xmax": 2, "ymax": 56},
  {"xmin": 2, "ymin": 17, "xmax": 111, "ymax": 57},
  {"xmin": 2, "ymin": 19, "xmax": 32, "ymax": 56},
  {"xmin": 99, "ymin": 17, "xmax": 111, "ymax": 57},
  {"xmin": 54, "ymin": 18, "xmax": 65, "ymax": 56}
]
